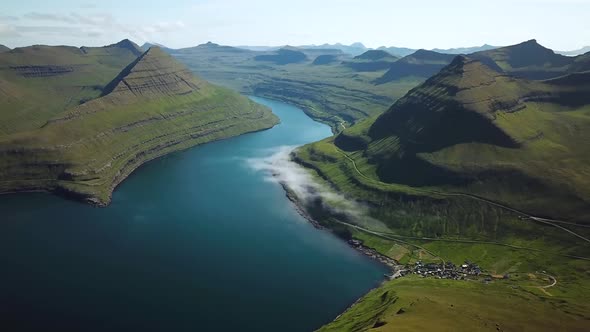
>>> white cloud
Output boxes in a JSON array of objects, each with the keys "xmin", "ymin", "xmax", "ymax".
[
  {"xmin": 246, "ymin": 146, "xmax": 390, "ymax": 232},
  {"xmin": 3, "ymin": 11, "xmax": 187, "ymax": 47}
]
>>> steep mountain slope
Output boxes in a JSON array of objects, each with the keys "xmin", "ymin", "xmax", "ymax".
[
  {"xmin": 0, "ymin": 40, "xmax": 143, "ymax": 135},
  {"xmin": 299, "ymin": 55, "xmax": 590, "ymax": 224},
  {"xmin": 295, "ymin": 56, "xmax": 590, "ymax": 332},
  {"xmin": 374, "ymin": 50, "xmax": 455, "ymax": 83},
  {"xmin": 471, "ymin": 39, "xmax": 590, "ymax": 79},
  {"xmin": 342, "ymin": 50, "xmax": 399, "ymax": 72},
  {"xmin": 0, "ymin": 46, "xmax": 278, "ymax": 205}
]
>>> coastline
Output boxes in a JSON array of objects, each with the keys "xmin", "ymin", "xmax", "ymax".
[
  {"xmin": 0, "ymin": 120, "xmax": 279, "ymax": 208},
  {"xmin": 279, "ymin": 181, "xmax": 399, "ymax": 271}
]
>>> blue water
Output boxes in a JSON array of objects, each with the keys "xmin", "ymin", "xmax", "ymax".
[{"xmin": 0, "ymin": 97, "xmax": 387, "ymax": 332}]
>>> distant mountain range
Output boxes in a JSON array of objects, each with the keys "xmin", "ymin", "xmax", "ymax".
[
  {"xmin": 237, "ymin": 43, "xmax": 499, "ymax": 57},
  {"xmin": 470, "ymin": 39, "xmax": 590, "ymax": 79},
  {"xmin": 556, "ymin": 46, "xmax": 590, "ymax": 56}
]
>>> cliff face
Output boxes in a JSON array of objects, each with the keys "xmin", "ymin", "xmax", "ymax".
[{"xmin": 0, "ymin": 46, "xmax": 279, "ymax": 205}]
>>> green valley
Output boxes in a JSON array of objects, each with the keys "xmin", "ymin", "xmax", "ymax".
[{"xmin": 168, "ymin": 43, "xmax": 425, "ymax": 131}]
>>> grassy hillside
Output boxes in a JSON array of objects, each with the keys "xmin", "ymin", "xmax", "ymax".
[
  {"xmin": 471, "ymin": 39, "xmax": 590, "ymax": 79},
  {"xmin": 0, "ymin": 39, "xmax": 143, "ymax": 135},
  {"xmin": 374, "ymin": 50, "xmax": 456, "ymax": 84},
  {"xmin": 342, "ymin": 51, "xmax": 399, "ymax": 72},
  {"xmin": 302, "ymin": 56, "xmax": 590, "ymax": 222},
  {"xmin": 0, "ymin": 45, "xmax": 278, "ymax": 205},
  {"xmin": 293, "ymin": 56, "xmax": 590, "ymax": 331},
  {"xmin": 319, "ymin": 274, "xmax": 589, "ymax": 332},
  {"xmin": 354, "ymin": 50, "xmax": 397, "ymax": 61}
]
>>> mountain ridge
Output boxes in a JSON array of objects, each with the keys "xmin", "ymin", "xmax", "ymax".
[{"xmin": 0, "ymin": 41, "xmax": 278, "ymax": 205}]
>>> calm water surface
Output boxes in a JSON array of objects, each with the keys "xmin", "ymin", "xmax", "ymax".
[{"xmin": 0, "ymin": 97, "xmax": 387, "ymax": 332}]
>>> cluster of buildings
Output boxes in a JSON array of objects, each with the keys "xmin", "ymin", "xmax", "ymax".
[
  {"xmin": 347, "ymin": 239, "xmax": 492, "ymax": 283},
  {"xmin": 409, "ymin": 260, "xmax": 483, "ymax": 280}
]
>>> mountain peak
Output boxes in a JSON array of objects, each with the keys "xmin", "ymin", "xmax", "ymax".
[
  {"xmin": 101, "ymin": 46, "xmax": 201, "ymax": 98},
  {"xmin": 199, "ymin": 41, "xmax": 220, "ymax": 47},
  {"xmin": 106, "ymin": 39, "xmax": 143, "ymax": 56}
]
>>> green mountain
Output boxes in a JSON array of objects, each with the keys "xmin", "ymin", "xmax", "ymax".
[
  {"xmin": 0, "ymin": 40, "xmax": 143, "ymax": 134},
  {"xmin": 0, "ymin": 45, "xmax": 278, "ymax": 205},
  {"xmin": 354, "ymin": 50, "xmax": 396, "ymax": 61},
  {"xmin": 471, "ymin": 39, "xmax": 590, "ymax": 79},
  {"xmin": 297, "ymin": 55, "xmax": 590, "ymax": 332},
  {"xmin": 331, "ymin": 55, "xmax": 590, "ymax": 220},
  {"xmin": 312, "ymin": 54, "xmax": 342, "ymax": 65},
  {"xmin": 0, "ymin": 45, "xmax": 10, "ymax": 53},
  {"xmin": 374, "ymin": 49, "xmax": 456, "ymax": 83},
  {"xmin": 342, "ymin": 50, "xmax": 399, "ymax": 72},
  {"xmin": 254, "ymin": 48, "xmax": 308, "ymax": 64},
  {"xmin": 176, "ymin": 41, "xmax": 250, "ymax": 54}
]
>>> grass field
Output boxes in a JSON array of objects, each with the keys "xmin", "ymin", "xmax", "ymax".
[{"xmin": 319, "ymin": 275, "xmax": 590, "ymax": 332}]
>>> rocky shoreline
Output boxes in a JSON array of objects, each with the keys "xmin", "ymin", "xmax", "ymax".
[{"xmin": 279, "ymin": 181, "xmax": 398, "ymax": 271}]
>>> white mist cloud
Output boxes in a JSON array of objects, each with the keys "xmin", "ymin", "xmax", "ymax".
[{"xmin": 246, "ymin": 146, "xmax": 389, "ymax": 232}]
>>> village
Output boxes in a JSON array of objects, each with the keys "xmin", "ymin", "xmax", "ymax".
[{"xmin": 347, "ymin": 239, "xmax": 495, "ymax": 282}]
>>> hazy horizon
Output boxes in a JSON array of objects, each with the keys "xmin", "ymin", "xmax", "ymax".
[{"xmin": 1, "ymin": 0, "xmax": 589, "ymax": 51}]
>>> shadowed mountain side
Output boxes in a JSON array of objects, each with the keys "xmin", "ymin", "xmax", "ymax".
[
  {"xmin": 341, "ymin": 50, "xmax": 399, "ymax": 72},
  {"xmin": 254, "ymin": 48, "xmax": 308, "ymax": 65},
  {"xmin": 301, "ymin": 54, "xmax": 590, "ymax": 220},
  {"xmin": 0, "ymin": 40, "xmax": 145, "ymax": 135},
  {"xmin": 374, "ymin": 50, "xmax": 456, "ymax": 83}
]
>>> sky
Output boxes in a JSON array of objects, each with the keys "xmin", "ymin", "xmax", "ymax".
[{"xmin": 1, "ymin": 0, "xmax": 589, "ymax": 51}]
